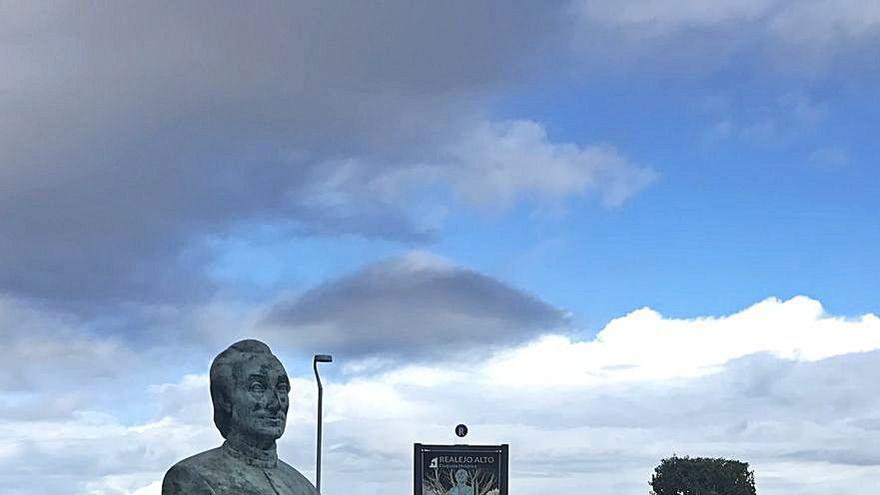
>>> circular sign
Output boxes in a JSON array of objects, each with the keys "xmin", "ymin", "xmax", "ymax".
[{"xmin": 455, "ymin": 424, "xmax": 468, "ymax": 438}]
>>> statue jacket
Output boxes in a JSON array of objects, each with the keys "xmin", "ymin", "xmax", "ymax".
[{"xmin": 162, "ymin": 441, "xmax": 317, "ymax": 495}]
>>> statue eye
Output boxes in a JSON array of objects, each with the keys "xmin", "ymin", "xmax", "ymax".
[
  {"xmin": 250, "ymin": 382, "xmax": 266, "ymax": 393},
  {"xmin": 277, "ymin": 383, "xmax": 290, "ymax": 393}
]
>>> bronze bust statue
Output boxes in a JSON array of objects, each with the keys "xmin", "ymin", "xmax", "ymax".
[{"xmin": 163, "ymin": 339, "xmax": 317, "ymax": 494}]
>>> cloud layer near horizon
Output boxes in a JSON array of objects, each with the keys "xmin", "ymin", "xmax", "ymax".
[{"xmin": 2, "ymin": 294, "xmax": 880, "ymax": 494}]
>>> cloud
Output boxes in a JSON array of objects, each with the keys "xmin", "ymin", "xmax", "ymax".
[
  {"xmin": 0, "ymin": 412, "xmax": 215, "ymax": 495},
  {"xmin": 578, "ymin": 0, "xmax": 775, "ymax": 34},
  {"xmin": 702, "ymin": 91, "xmax": 830, "ymax": 148},
  {"xmin": 0, "ymin": 1, "xmax": 662, "ymax": 309},
  {"xmin": 769, "ymin": 1, "xmax": 880, "ymax": 46},
  {"xmin": 0, "ymin": 297, "xmax": 136, "ymax": 419},
  {"xmin": 0, "ymin": 367, "xmax": 319, "ymax": 495},
  {"xmin": 443, "ymin": 120, "xmax": 657, "ymax": 209},
  {"xmin": 486, "ymin": 295, "xmax": 880, "ymax": 386},
  {"xmin": 289, "ymin": 119, "xmax": 656, "ymax": 225},
  {"xmin": 3, "ymin": 1, "xmax": 877, "ymax": 310},
  {"xmin": 262, "ymin": 251, "xmax": 569, "ymax": 359},
  {"xmin": 573, "ymin": 0, "xmax": 880, "ymax": 76},
  {"xmin": 3, "ymin": 295, "xmax": 880, "ymax": 494},
  {"xmin": 809, "ymin": 147, "xmax": 850, "ymax": 168},
  {"xmin": 307, "ymin": 296, "xmax": 880, "ymax": 495},
  {"xmin": 577, "ymin": 0, "xmax": 880, "ymax": 46}
]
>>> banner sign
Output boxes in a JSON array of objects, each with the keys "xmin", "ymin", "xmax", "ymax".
[{"xmin": 413, "ymin": 443, "xmax": 509, "ymax": 495}]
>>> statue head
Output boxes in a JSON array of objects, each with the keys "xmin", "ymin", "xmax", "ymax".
[
  {"xmin": 210, "ymin": 339, "xmax": 290, "ymax": 443},
  {"xmin": 455, "ymin": 469, "xmax": 469, "ymax": 485}
]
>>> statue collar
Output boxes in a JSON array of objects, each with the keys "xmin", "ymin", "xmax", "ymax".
[{"xmin": 222, "ymin": 439, "xmax": 278, "ymax": 469}]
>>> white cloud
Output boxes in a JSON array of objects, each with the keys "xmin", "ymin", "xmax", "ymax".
[
  {"xmin": 574, "ymin": 0, "xmax": 880, "ymax": 76},
  {"xmin": 487, "ymin": 296, "xmax": 880, "ymax": 386},
  {"xmin": 445, "ymin": 120, "xmax": 657, "ymax": 209},
  {"xmin": 369, "ymin": 120, "xmax": 658, "ymax": 211},
  {"xmin": 0, "ymin": 297, "xmax": 134, "ymax": 415},
  {"xmin": 579, "ymin": 0, "xmax": 880, "ymax": 44},
  {"xmin": 770, "ymin": 0, "xmax": 880, "ymax": 46},
  {"xmin": 313, "ymin": 296, "xmax": 880, "ymax": 494},
  {"xmin": 313, "ymin": 119, "xmax": 657, "ymax": 217},
  {"xmin": 127, "ymin": 481, "xmax": 162, "ymax": 495},
  {"xmin": 810, "ymin": 147, "xmax": 850, "ymax": 168},
  {"xmin": 579, "ymin": 0, "xmax": 776, "ymax": 34},
  {"xmin": 5, "ymin": 295, "xmax": 880, "ymax": 494},
  {"xmin": 703, "ymin": 91, "xmax": 829, "ymax": 146}
]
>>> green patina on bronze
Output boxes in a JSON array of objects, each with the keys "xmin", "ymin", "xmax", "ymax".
[{"xmin": 163, "ymin": 339, "xmax": 317, "ymax": 495}]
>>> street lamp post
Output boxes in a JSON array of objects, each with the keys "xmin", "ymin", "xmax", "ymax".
[{"xmin": 313, "ymin": 354, "xmax": 333, "ymax": 494}]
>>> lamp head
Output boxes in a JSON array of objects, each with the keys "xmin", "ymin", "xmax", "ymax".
[{"xmin": 314, "ymin": 354, "xmax": 333, "ymax": 363}]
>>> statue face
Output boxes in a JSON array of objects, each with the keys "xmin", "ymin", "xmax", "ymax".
[{"xmin": 228, "ymin": 353, "xmax": 290, "ymax": 441}]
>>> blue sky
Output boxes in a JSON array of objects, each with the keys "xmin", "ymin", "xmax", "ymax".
[
  {"xmin": 2, "ymin": 2, "xmax": 880, "ymax": 494},
  {"xmin": 207, "ymin": 70, "xmax": 880, "ymax": 328}
]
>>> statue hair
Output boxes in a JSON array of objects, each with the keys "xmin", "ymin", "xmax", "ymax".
[{"xmin": 209, "ymin": 339, "xmax": 277, "ymax": 438}]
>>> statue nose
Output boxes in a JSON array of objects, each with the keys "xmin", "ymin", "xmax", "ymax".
[{"xmin": 266, "ymin": 390, "xmax": 282, "ymax": 411}]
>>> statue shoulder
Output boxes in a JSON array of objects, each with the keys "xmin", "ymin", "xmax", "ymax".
[
  {"xmin": 276, "ymin": 460, "xmax": 318, "ymax": 495},
  {"xmin": 162, "ymin": 449, "xmax": 224, "ymax": 495}
]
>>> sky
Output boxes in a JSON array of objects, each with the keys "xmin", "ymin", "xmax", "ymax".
[{"xmin": 1, "ymin": 1, "xmax": 880, "ymax": 494}]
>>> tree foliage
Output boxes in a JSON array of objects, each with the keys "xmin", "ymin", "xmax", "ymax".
[{"xmin": 650, "ymin": 455, "xmax": 756, "ymax": 495}]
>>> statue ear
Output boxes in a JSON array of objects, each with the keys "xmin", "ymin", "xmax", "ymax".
[
  {"xmin": 215, "ymin": 388, "xmax": 232, "ymax": 413},
  {"xmin": 220, "ymin": 393, "xmax": 233, "ymax": 412}
]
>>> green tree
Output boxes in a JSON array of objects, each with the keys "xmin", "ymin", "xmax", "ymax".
[{"xmin": 650, "ymin": 455, "xmax": 756, "ymax": 495}]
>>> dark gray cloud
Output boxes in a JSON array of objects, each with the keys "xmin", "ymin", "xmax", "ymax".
[
  {"xmin": 262, "ymin": 252, "xmax": 569, "ymax": 358},
  {"xmin": 0, "ymin": 1, "xmax": 570, "ymax": 306}
]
